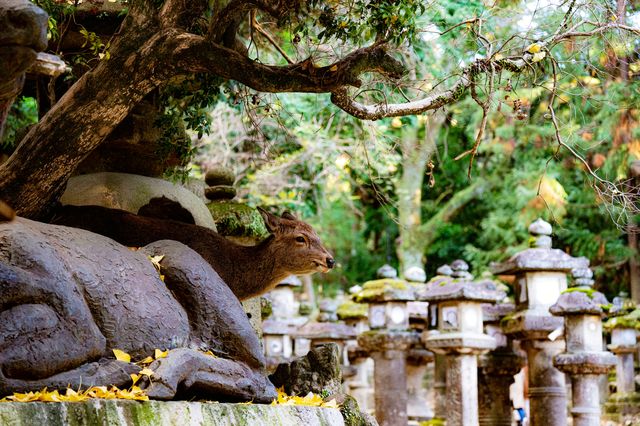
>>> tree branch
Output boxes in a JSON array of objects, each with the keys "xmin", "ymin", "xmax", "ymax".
[
  {"xmin": 173, "ymin": 35, "xmax": 404, "ymax": 92},
  {"xmin": 330, "ymin": 57, "xmax": 522, "ymax": 120}
]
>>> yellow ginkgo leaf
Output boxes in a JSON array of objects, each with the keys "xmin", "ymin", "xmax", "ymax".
[
  {"xmin": 138, "ymin": 356, "xmax": 154, "ymax": 365},
  {"xmin": 154, "ymin": 349, "xmax": 168, "ymax": 359},
  {"xmin": 323, "ymin": 399, "xmax": 339, "ymax": 408},
  {"xmin": 148, "ymin": 255, "xmax": 164, "ymax": 272},
  {"xmin": 130, "ymin": 374, "xmax": 141, "ymax": 385},
  {"xmin": 138, "ymin": 368, "xmax": 154, "ymax": 377},
  {"xmin": 113, "ymin": 349, "xmax": 131, "ymax": 363},
  {"xmin": 526, "ymin": 43, "xmax": 541, "ymax": 53}
]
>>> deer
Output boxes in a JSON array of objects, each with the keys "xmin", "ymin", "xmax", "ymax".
[{"xmin": 51, "ymin": 202, "xmax": 335, "ymax": 300}]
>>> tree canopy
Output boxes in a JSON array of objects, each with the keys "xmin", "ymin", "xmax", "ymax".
[{"xmin": 3, "ymin": 0, "xmax": 640, "ymax": 219}]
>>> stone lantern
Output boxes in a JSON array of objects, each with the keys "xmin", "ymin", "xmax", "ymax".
[
  {"xmin": 404, "ymin": 266, "xmax": 434, "ymax": 423},
  {"xmin": 550, "ymin": 267, "xmax": 616, "ymax": 426},
  {"xmin": 423, "ymin": 263, "xmax": 456, "ymax": 420},
  {"xmin": 491, "ymin": 218, "xmax": 589, "ymax": 426},
  {"xmin": 262, "ymin": 319, "xmax": 295, "ymax": 369},
  {"xmin": 294, "ymin": 321, "xmax": 357, "ymax": 367},
  {"xmin": 417, "ymin": 260, "xmax": 505, "ymax": 426},
  {"xmin": 337, "ymin": 295, "xmax": 373, "ymax": 414},
  {"xmin": 603, "ymin": 303, "xmax": 640, "ymax": 421},
  {"xmin": 478, "ymin": 301, "xmax": 525, "ymax": 426},
  {"xmin": 355, "ymin": 275, "xmax": 419, "ymax": 426},
  {"xmin": 267, "ymin": 275, "xmax": 302, "ymax": 321}
]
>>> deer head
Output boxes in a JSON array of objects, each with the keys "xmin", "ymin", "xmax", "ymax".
[{"xmin": 258, "ymin": 208, "xmax": 335, "ymax": 276}]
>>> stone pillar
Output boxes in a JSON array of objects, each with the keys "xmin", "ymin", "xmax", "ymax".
[
  {"xmin": 523, "ymin": 338, "xmax": 567, "ymax": 426},
  {"xmin": 432, "ymin": 353, "xmax": 448, "ymax": 419},
  {"xmin": 492, "ymin": 218, "xmax": 589, "ymax": 426},
  {"xmin": 550, "ymin": 267, "xmax": 616, "ymax": 426},
  {"xmin": 478, "ymin": 303, "xmax": 524, "ymax": 426},
  {"xmin": 418, "ymin": 260, "xmax": 504, "ymax": 426},
  {"xmin": 354, "ymin": 272, "xmax": 419, "ymax": 426},
  {"xmin": 358, "ymin": 332, "xmax": 419, "ymax": 426},
  {"xmin": 604, "ymin": 306, "xmax": 640, "ymax": 421},
  {"xmin": 406, "ymin": 347, "xmax": 434, "ymax": 422}
]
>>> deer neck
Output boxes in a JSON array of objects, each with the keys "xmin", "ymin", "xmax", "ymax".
[{"xmin": 213, "ymin": 235, "xmax": 289, "ymax": 301}]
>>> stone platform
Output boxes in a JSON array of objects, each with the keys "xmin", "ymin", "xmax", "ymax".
[{"xmin": 0, "ymin": 400, "xmax": 345, "ymax": 426}]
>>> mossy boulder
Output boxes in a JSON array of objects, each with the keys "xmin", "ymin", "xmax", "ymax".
[{"xmin": 207, "ymin": 202, "xmax": 269, "ymax": 240}]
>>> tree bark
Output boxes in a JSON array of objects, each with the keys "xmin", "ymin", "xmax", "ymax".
[
  {"xmin": 396, "ymin": 115, "xmax": 441, "ymax": 274},
  {"xmin": 0, "ymin": 16, "xmax": 182, "ymax": 218}
]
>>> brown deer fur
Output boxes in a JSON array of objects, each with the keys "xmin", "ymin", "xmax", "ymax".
[{"xmin": 52, "ymin": 204, "xmax": 334, "ymax": 300}]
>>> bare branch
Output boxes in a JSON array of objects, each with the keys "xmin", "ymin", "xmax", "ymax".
[
  {"xmin": 330, "ymin": 56, "xmax": 524, "ymax": 120},
  {"xmin": 251, "ymin": 12, "xmax": 294, "ymax": 64}
]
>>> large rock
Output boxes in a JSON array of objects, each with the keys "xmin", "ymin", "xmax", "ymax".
[
  {"xmin": 270, "ymin": 344, "xmax": 343, "ymax": 396},
  {"xmin": 0, "ymin": 218, "xmax": 273, "ymax": 402},
  {"xmin": 0, "ymin": 400, "xmax": 345, "ymax": 426},
  {"xmin": 61, "ymin": 172, "xmax": 216, "ymax": 230},
  {"xmin": 0, "ymin": 0, "xmax": 47, "ymax": 85}
]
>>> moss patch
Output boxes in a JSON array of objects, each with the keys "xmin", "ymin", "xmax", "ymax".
[
  {"xmin": 207, "ymin": 202, "xmax": 269, "ymax": 239},
  {"xmin": 353, "ymin": 279, "xmax": 411, "ymax": 303},
  {"xmin": 604, "ymin": 308, "xmax": 640, "ymax": 331},
  {"xmin": 336, "ymin": 301, "xmax": 368, "ymax": 320}
]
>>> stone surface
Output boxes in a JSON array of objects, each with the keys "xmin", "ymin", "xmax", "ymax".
[
  {"xmin": 205, "ymin": 167, "xmax": 236, "ymax": 186},
  {"xmin": 295, "ymin": 323, "xmax": 357, "ymax": 341},
  {"xmin": 269, "ymin": 344, "xmax": 343, "ymax": 397},
  {"xmin": 27, "ymin": 52, "xmax": 68, "ymax": 76},
  {"xmin": 404, "ymin": 266, "xmax": 426, "ymax": 283},
  {"xmin": 0, "ymin": 218, "xmax": 273, "ymax": 402},
  {"xmin": 550, "ymin": 290, "xmax": 609, "ymax": 315},
  {"xmin": 61, "ymin": 173, "xmax": 216, "ymax": 230},
  {"xmin": 205, "ymin": 185, "xmax": 237, "ymax": 201},
  {"xmin": 207, "ymin": 202, "xmax": 269, "ymax": 240},
  {"xmin": 417, "ymin": 278, "xmax": 505, "ymax": 303},
  {"xmin": 0, "ymin": 400, "xmax": 345, "ymax": 426},
  {"xmin": 491, "ymin": 248, "xmax": 589, "ymax": 275},
  {"xmin": 353, "ymin": 279, "xmax": 414, "ymax": 303},
  {"xmin": 336, "ymin": 301, "xmax": 368, "ymax": 321},
  {"xmin": 0, "ymin": 0, "xmax": 48, "ymax": 139},
  {"xmin": 376, "ymin": 264, "xmax": 398, "ymax": 279},
  {"xmin": 528, "ymin": 218, "xmax": 553, "ymax": 236}
]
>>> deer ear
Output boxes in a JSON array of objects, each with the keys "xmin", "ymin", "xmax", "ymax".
[
  {"xmin": 258, "ymin": 207, "xmax": 280, "ymax": 232},
  {"xmin": 281, "ymin": 211, "xmax": 297, "ymax": 221}
]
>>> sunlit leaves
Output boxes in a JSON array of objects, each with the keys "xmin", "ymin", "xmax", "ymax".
[
  {"xmin": 112, "ymin": 349, "xmax": 131, "ymax": 363},
  {"xmin": 0, "ymin": 386, "xmax": 149, "ymax": 403},
  {"xmin": 271, "ymin": 387, "xmax": 339, "ymax": 408}
]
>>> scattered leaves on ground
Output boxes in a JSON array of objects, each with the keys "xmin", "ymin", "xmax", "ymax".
[
  {"xmin": 271, "ymin": 387, "xmax": 339, "ymax": 408},
  {"xmin": 0, "ymin": 385, "xmax": 149, "ymax": 403}
]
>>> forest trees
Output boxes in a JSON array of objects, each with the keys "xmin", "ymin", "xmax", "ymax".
[{"xmin": 2, "ymin": 0, "xmax": 640, "ymax": 221}]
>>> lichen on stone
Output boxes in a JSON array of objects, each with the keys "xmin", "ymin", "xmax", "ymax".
[
  {"xmin": 336, "ymin": 301, "xmax": 368, "ymax": 320},
  {"xmin": 604, "ymin": 308, "xmax": 640, "ymax": 331},
  {"xmin": 207, "ymin": 202, "xmax": 269, "ymax": 239},
  {"xmin": 353, "ymin": 278, "xmax": 413, "ymax": 303}
]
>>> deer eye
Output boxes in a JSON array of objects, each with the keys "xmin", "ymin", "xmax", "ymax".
[{"xmin": 295, "ymin": 236, "xmax": 306, "ymax": 243}]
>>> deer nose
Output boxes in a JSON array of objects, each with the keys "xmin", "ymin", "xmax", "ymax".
[{"xmin": 326, "ymin": 257, "xmax": 335, "ymax": 269}]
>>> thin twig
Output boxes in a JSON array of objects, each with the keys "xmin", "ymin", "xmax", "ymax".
[{"xmin": 251, "ymin": 12, "xmax": 294, "ymax": 64}]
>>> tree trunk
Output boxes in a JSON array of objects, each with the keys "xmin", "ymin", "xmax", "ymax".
[
  {"xmin": 0, "ymin": 14, "xmax": 181, "ymax": 219},
  {"xmin": 396, "ymin": 114, "xmax": 441, "ymax": 274}
]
